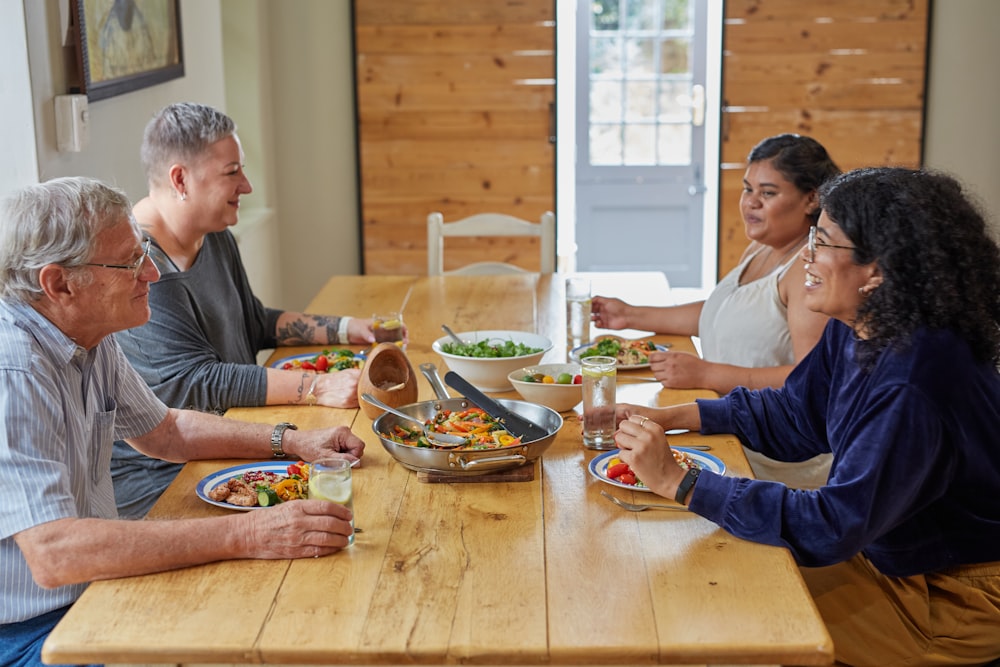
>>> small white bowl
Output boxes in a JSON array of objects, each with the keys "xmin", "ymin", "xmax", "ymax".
[
  {"xmin": 432, "ymin": 330, "xmax": 552, "ymax": 392},
  {"xmin": 508, "ymin": 363, "xmax": 583, "ymax": 412}
]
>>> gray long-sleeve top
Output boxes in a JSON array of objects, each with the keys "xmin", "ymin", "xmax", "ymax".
[{"xmin": 112, "ymin": 230, "xmax": 281, "ymax": 518}]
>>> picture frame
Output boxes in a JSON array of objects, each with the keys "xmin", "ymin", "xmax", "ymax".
[{"xmin": 73, "ymin": 0, "xmax": 184, "ymax": 101}]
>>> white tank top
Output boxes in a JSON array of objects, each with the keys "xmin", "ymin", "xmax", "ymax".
[{"xmin": 698, "ymin": 246, "xmax": 798, "ymax": 366}]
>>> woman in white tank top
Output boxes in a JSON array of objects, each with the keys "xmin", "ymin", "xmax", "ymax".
[{"xmin": 591, "ymin": 134, "xmax": 840, "ymax": 486}]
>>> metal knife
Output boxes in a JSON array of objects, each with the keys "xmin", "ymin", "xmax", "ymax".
[{"xmin": 443, "ymin": 371, "xmax": 550, "ymax": 441}]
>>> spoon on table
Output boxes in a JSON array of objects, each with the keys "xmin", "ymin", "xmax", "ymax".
[
  {"xmin": 441, "ymin": 324, "xmax": 466, "ymax": 346},
  {"xmin": 360, "ymin": 393, "xmax": 468, "ymax": 448}
]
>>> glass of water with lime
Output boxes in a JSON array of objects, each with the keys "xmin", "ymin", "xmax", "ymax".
[{"xmin": 308, "ymin": 458, "xmax": 354, "ymax": 546}]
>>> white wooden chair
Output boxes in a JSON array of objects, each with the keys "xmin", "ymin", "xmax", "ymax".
[{"xmin": 426, "ymin": 211, "xmax": 556, "ymax": 276}]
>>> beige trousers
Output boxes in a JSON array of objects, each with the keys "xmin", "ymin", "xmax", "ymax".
[{"xmin": 799, "ymin": 555, "xmax": 1000, "ymax": 666}]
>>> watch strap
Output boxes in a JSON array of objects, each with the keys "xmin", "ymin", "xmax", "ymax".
[
  {"xmin": 270, "ymin": 422, "xmax": 297, "ymax": 458},
  {"xmin": 674, "ymin": 466, "xmax": 701, "ymax": 504}
]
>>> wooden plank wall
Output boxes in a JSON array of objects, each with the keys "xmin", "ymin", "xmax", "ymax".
[
  {"xmin": 354, "ymin": 1, "xmax": 556, "ymax": 274},
  {"xmin": 718, "ymin": 0, "xmax": 929, "ymax": 277}
]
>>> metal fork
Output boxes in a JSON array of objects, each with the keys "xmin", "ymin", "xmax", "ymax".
[{"xmin": 600, "ymin": 490, "xmax": 689, "ymax": 512}]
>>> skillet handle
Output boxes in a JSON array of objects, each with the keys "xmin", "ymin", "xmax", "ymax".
[
  {"xmin": 419, "ymin": 363, "xmax": 451, "ymax": 400},
  {"xmin": 454, "ymin": 453, "xmax": 528, "ymax": 471}
]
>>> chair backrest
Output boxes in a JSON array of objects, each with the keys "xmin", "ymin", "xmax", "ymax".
[{"xmin": 426, "ymin": 211, "xmax": 556, "ymax": 276}]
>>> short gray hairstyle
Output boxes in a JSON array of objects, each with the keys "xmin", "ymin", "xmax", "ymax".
[
  {"xmin": 141, "ymin": 102, "xmax": 237, "ymax": 187},
  {"xmin": 0, "ymin": 177, "xmax": 134, "ymax": 302}
]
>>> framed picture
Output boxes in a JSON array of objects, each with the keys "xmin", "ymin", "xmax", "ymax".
[{"xmin": 74, "ymin": 0, "xmax": 184, "ymax": 101}]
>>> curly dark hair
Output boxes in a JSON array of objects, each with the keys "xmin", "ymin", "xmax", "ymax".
[
  {"xmin": 748, "ymin": 134, "xmax": 841, "ymax": 223},
  {"xmin": 818, "ymin": 167, "xmax": 1000, "ymax": 368}
]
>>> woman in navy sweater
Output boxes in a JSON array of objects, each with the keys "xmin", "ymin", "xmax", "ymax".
[{"xmin": 614, "ymin": 167, "xmax": 1000, "ymax": 666}]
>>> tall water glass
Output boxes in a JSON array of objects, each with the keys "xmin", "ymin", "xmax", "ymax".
[
  {"xmin": 308, "ymin": 458, "xmax": 355, "ymax": 546},
  {"xmin": 566, "ymin": 277, "xmax": 592, "ymax": 348},
  {"xmin": 581, "ymin": 355, "xmax": 617, "ymax": 450}
]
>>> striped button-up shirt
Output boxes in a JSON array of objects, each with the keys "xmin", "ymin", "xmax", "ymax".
[{"xmin": 0, "ymin": 300, "xmax": 167, "ymax": 624}]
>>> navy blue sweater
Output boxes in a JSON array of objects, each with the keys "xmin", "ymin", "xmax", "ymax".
[{"xmin": 691, "ymin": 320, "xmax": 1000, "ymax": 577}]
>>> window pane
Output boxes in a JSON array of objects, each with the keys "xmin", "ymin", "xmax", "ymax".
[
  {"xmin": 590, "ymin": 80, "xmax": 623, "ymax": 122},
  {"xmin": 625, "ymin": 81, "xmax": 656, "ymax": 122},
  {"xmin": 657, "ymin": 80, "xmax": 691, "ymax": 122},
  {"xmin": 623, "ymin": 124, "xmax": 656, "ymax": 165},
  {"xmin": 590, "ymin": 36, "xmax": 622, "ymax": 75},
  {"xmin": 660, "ymin": 37, "xmax": 690, "ymax": 74},
  {"xmin": 591, "ymin": 124, "xmax": 623, "ymax": 165},
  {"xmin": 626, "ymin": 37, "xmax": 656, "ymax": 75},
  {"xmin": 592, "ymin": 0, "xmax": 619, "ymax": 31},
  {"xmin": 657, "ymin": 124, "xmax": 691, "ymax": 165},
  {"xmin": 625, "ymin": 0, "xmax": 655, "ymax": 31},
  {"xmin": 661, "ymin": 0, "xmax": 690, "ymax": 30}
]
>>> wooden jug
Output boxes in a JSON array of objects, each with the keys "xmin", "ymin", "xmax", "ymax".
[{"xmin": 357, "ymin": 343, "xmax": 419, "ymax": 419}]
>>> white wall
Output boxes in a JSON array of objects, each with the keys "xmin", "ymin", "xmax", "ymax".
[
  {"xmin": 923, "ymin": 0, "xmax": 1000, "ymax": 236},
  {"xmin": 0, "ymin": 0, "xmax": 37, "ymax": 192}
]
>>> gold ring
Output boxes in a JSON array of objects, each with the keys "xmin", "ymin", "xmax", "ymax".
[{"xmin": 639, "ymin": 416, "xmax": 649, "ymax": 428}]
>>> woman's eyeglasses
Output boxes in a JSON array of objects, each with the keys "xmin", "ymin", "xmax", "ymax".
[
  {"xmin": 84, "ymin": 240, "xmax": 152, "ymax": 280},
  {"xmin": 808, "ymin": 226, "xmax": 856, "ymax": 262}
]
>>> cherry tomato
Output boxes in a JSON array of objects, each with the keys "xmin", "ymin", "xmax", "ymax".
[
  {"xmin": 314, "ymin": 354, "xmax": 329, "ymax": 372},
  {"xmin": 606, "ymin": 462, "xmax": 630, "ymax": 479},
  {"xmin": 572, "ymin": 374, "xmax": 583, "ymax": 384},
  {"xmin": 301, "ymin": 361, "xmax": 316, "ymax": 370},
  {"xmin": 620, "ymin": 472, "xmax": 637, "ymax": 486}
]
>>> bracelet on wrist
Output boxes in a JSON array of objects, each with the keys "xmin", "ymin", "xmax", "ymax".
[{"xmin": 336, "ymin": 316, "xmax": 351, "ymax": 344}]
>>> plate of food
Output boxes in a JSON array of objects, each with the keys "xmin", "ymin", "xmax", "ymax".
[
  {"xmin": 271, "ymin": 349, "xmax": 364, "ymax": 372},
  {"xmin": 570, "ymin": 336, "xmax": 670, "ymax": 370},
  {"xmin": 196, "ymin": 461, "xmax": 312, "ymax": 510},
  {"xmin": 588, "ymin": 447, "xmax": 725, "ymax": 493},
  {"xmin": 196, "ymin": 460, "xmax": 362, "ymax": 510}
]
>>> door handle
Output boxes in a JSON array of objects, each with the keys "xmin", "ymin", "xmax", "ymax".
[{"xmin": 690, "ymin": 84, "xmax": 705, "ymax": 127}]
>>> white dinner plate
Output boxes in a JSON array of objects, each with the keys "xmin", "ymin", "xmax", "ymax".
[
  {"xmin": 570, "ymin": 341, "xmax": 671, "ymax": 370},
  {"xmin": 195, "ymin": 460, "xmax": 361, "ymax": 510},
  {"xmin": 196, "ymin": 461, "xmax": 298, "ymax": 511},
  {"xmin": 588, "ymin": 447, "xmax": 726, "ymax": 493},
  {"xmin": 270, "ymin": 351, "xmax": 365, "ymax": 370}
]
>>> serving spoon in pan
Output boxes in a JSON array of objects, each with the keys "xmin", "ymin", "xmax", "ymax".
[{"xmin": 360, "ymin": 393, "xmax": 468, "ymax": 448}]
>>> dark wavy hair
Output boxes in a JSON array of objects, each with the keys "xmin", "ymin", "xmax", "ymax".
[
  {"xmin": 747, "ymin": 134, "xmax": 841, "ymax": 223},
  {"xmin": 818, "ymin": 167, "xmax": 1000, "ymax": 368}
]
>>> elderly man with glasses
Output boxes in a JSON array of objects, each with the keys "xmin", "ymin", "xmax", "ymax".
[{"xmin": 0, "ymin": 177, "xmax": 364, "ymax": 667}]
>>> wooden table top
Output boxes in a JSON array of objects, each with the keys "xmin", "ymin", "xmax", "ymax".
[{"xmin": 43, "ymin": 272, "xmax": 833, "ymax": 666}]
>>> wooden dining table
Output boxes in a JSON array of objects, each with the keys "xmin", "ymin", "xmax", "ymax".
[{"xmin": 43, "ymin": 272, "xmax": 833, "ymax": 666}]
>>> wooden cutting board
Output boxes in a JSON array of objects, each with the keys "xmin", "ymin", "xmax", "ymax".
[{"xmin": 417, "ymin": 463, "xmax": 535, "ymax": 484}]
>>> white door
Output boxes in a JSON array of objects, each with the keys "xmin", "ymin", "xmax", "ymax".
[{"xmin": 573, "ymin": 0, "xmax": 709, "ymax": 288}]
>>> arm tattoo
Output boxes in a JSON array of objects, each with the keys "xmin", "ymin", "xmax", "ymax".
[{"xmin": 276, "ymin": 315, "xmax": 342, "ymax": 345}]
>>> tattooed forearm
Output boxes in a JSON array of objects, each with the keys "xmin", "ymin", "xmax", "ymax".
[{"xmin": 276, "ymin": 315, "xmax": 341, "ymax": 345}]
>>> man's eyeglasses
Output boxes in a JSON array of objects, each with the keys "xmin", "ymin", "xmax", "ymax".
[
  {"xmin": 808, "ymin": 226, "xmax": 856, "ymax": 262},
  {"xmin": 84, "ymin": 240, "xmax": 152, "ymax": 280}
]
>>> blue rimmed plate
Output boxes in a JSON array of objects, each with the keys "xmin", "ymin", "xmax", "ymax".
[
  {"xmin": 588, "ymin": 447, "xmax": 726, "ymax": 493},
  {"xmin": 196, "ymin": 461, "xmax": 295, "ymax": 511},
  {"xmin": 570, "ymin": 341, "xmax": 671, "ymax": 370},
  {"xmin": 270, "ymin": 351, "xmax": 365, "ymax": 371},
  {"xmin": 195, "ymin": 460, "xmax": 360, "ymax": 510}
]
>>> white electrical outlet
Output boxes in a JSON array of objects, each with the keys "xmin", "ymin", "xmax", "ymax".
[{"xmin": 55, "ymin": 94, "xmax": 89, "ymax": 152}]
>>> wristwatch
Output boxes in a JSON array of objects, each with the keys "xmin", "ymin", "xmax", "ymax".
[
  {"xmin": 270, "ymin": 422, "xmax": 297, "ymax": 458},
  {"xmin": 674, "ymin": 467, "xmax": 701, "ymax": 505}
]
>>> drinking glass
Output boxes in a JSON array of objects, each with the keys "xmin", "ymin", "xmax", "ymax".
[
  {"xmin": 373, "ymin": 312, "xmax": 405, "ymax": 344},
  {"xmin": 308, "ymin": 458, "xmax": 354, "ymax": 546},
  {"xmin": 565, "ymin": 277, "xmax": 592, "ymax": 347},
  {"xmin": 581, "ymin": 355, "xmax": 617, "ymax": 450}
]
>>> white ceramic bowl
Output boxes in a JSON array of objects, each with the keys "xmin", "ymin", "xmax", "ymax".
[
  {"xmin": 432, "ymin": 330, "xmax": 552, "ymax": 392},
  {"xmin": 507, "ymin": 363, "xmax": 583, "ymax": 412}
]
